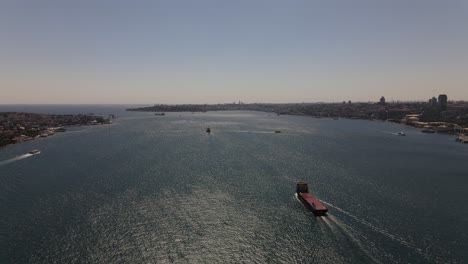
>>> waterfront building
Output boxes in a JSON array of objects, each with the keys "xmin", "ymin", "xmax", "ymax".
[
  {"xmin": 413, "ymin": 121, "xmax": 429, "ymax": 128},
  {"xmin": 438, "ymin": 94, "xmax": 448, "ymax": 111},
  {"xmin": 404, "ymin": 114, "xmax": 420, "ymax": 124}
]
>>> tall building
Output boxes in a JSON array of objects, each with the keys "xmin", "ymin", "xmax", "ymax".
[
  {"xmin": 379, "ymin": 96, "xmax": 386, "ymax": 105},
  {"xmin": 438, "ymin": 94, "xmax": 448, "ymax": 111},
  {"xmin": 429, "ymin": 96, "xmax": 438, "ymax": 108}
]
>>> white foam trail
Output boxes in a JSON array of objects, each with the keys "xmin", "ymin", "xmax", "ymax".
[
  {"xmin": 320, "ymin": 215, "xmax": 339, "ymax": 233},
  {"xmin": 326, "ymin": 215, "xmax": 383, "ymax": 264},
  {"xmin": 322, "ymin": 201, "xmax": 440, "ymax": 262},
  {"xmin": 294, "ymin": 194, "xmax": 314, "ymax": 215},
  {"xmin": 322, "ymin": 201, "xmax": 415, "ymax": 246},
  {"xmin": 0, "ymin": 153, "xmax": 34, "ymax": 167},
  {"xmin": 294, "ymin": 193, "xmax": 300, "ymax": 203},
  {"xmin": 294, "ymin": 196, "xmax": 381, "ymax": 263},
  {"xmin": 378, "ymin": 130, "xmax": 401, "ymax": 135}
]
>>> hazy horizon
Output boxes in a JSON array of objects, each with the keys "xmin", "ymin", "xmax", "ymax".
[
  {"xmin": 0, "ymin": 98, "xmax": 466, "ymax": 106},
  {"xmin": 1, "ymin": 0, "xmax": 468, "ymax": 104}
]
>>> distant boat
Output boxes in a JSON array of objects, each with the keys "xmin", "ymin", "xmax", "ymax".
[
  {"xmin": 397, "ymin": 132, "xmax": 406, "ymax": 136},
  {"xmin": 275, "ymin": 130, "xmax": 281, "ymax": 133},
  {"xmin": 456, "ymin": 134, "xmax": 468, "ymax": 143},
  {"xmin": 28, "ymin": 149, "xmax": 41, "ymax": 155},
  {"xmin": 206, "ymin": 128, "xmax": 211, "ymax": 133},
  {"xmin": 155, "ymin": 113, "xmax": 165, "ymax": 116},
  {"xmin": 333, "ymin": 117, "xmax": 339, "ymax": 120},
  {"xmin": 421, "ymin": 129, "xmax": 436, "ymax": 134},
  {"xmin": 54, "ymin": 127, "xmax": 66, "ymax": 132}
]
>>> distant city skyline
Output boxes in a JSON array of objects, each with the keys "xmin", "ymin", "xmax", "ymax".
[{"xmin": 1, "ymin": 0, "xmax": 468, "ymax": 104}]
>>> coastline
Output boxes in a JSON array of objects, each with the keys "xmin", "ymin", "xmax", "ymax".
[{"xmin": 0, "ymin": 112, "xmax": 114, "ymax": 148}]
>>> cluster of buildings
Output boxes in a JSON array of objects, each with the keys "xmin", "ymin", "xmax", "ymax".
[
  {"xmin": 128, "ymin": 95, "xmax": 468, "ymax": 141},
  {"xmin": 0, "ymin": 112, "xmax": 112, "ymax": 147},
  {"xmin": 130, "ymin": 95, "xmax": 468, "ymax": 125},
  {"xmin": 428, "ymin": 94, "xmax": 448, "ymax": 111},
  {"xmin": 403, "ymin": 114, "xmax": 454, "ymax": 132},
  {"xmin": 390, "ymin": 94, "xmax": 468, "ymax": 140}
]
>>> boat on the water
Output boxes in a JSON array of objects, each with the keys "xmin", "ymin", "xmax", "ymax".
[
  {"xmin": 397, "ymin": 132, "xmax": 406, "ymax": 136},
  {"xmin": 275, "ymin": 130, "xmax": 281, "ymax": 133},
  {"xmin": 456, "ymin": 134, "xmax": 468, "ymax": 143},
  {"xmin": 206, "ymin": 128, "xmax": 211, "ymax": 133},
  {"xmin": 28, "ymin": 149, "xmax": 41, "ymax": 155},
  {"xmin": 296, "ymin": 182, "xmax": 328, "ymax": 216},
  {"xmin": 421, "ymin": 129, "xmax": 436, "ymax": 133}
]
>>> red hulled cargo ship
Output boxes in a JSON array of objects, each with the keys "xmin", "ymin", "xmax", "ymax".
[{"xmin": 296, "ymin": 182, "xmax": 328, "ymax": 216}]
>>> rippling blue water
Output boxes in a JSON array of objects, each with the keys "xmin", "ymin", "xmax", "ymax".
[{"xmin": 1, "ymin": 106, "xmax": 467, "ymax": 263}]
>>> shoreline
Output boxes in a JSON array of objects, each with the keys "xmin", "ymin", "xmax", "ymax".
[{"xmin": 0, "ymin": 112, "xmax": 114, "ymax": 148}]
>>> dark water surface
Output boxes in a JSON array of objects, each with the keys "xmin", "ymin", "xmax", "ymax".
[{"xmin": 1, "ymin": 106, "xmax": 467, "ymax": 263}]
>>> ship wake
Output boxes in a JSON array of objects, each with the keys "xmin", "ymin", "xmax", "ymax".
[
  {"xmin": 294, "ymin": 194, "xmax": 381, "ymax": 263},
  {"xmin": 320, "ymin": 216, "xmax": 382, "ymax": 264},
  {"xmin": 321, "ymin": 200, "xmax": 442, "ymax": 263},
  {"xmin": 0, "ymin": 153, "xmax": 34, "ymax": 167}
]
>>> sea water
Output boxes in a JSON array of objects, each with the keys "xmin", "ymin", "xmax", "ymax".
[{"xmin": 1, "ymin": 106, "xmax": 467, "ymax": 263}]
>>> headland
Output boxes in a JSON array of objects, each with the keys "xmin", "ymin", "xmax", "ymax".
[{"xmin": 0, "ymin": 112, "xmax": 113, "ymax": 147}]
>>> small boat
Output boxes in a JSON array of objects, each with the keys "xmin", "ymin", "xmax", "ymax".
[
  {"xmin": 28, "ymin": 149, "xmax": 41, "ymax": 155},
  {"xmin": 206, "ymin": 128, "xmax": 211, "ymax": 133},
  {"xmin": 296, "ymin": 182, "xmax": 328, "ymax": 216},
  {"xmin": 421, "ymin": 129, "xmax": 435, "ymax": 134},
  {"xmin": 275, "ymin": 130, "xmax": 281, "ymax": 133},
  {"xmin": 397, "ymin": 132, "xmax": 406, "ymax": 136},
  {"xmin": 456, "ymin": 135, "xmax": 468, "ymax": 143},
  {"xmin": 155, "ymin": 113, "xmax": 165, "ymax": 116},
  {"xmin": 54, "ymin": 127, "xmax": 66, "ymax": 132}
]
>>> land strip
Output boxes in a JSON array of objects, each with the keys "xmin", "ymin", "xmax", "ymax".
[{"xmin": 0, "ymin": 112, "xmax": 113, "ymax": 147}]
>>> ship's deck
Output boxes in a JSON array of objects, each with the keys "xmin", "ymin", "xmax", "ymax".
[{"xmin": 299, "ymin": 192, "xmax": 327, "ymax": 211}]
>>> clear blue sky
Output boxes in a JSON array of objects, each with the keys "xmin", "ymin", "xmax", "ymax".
[{"xmin": 1, "ymin": 0, "xmax": 467, "ymax": 104}]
